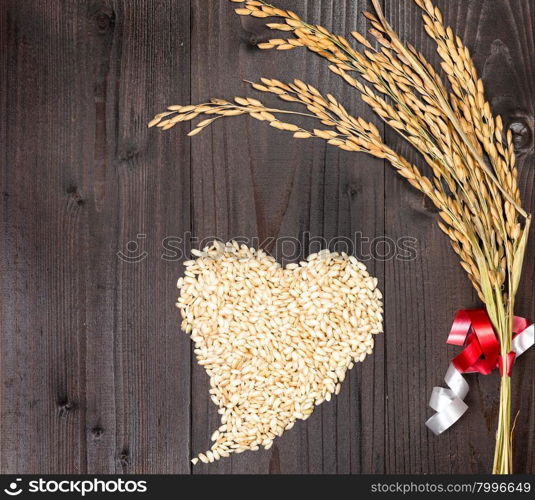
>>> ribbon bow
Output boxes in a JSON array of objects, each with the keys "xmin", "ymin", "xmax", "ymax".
[{"xmin": 426, "ymin": 309, "xmax": 534, "ymax": 435}]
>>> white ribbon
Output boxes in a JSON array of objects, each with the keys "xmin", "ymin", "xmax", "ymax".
[
  {"xmin": 512, "ymin": 323, "xmax": 534, "ymax": 357},
  {"xmin": 426, "ymin": 323, "xmax": 534, "ymax": 435}
]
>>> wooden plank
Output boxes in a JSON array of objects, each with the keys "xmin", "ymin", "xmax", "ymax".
[
  {"xmin": 188, "ymin": 0, "xmax": 385, "ymax": 473},
  {"xmin": 383, "ymin": 0, "xmax": 534, "ymax": 473},
  {"xmin": 1, "ymin": 0, "xmax": 95, "ymax": 473},
  {"xmin": 0, "ymin": 0, "xmax": 192, "ymax": 473},
  {"xmin": 105, "ymin": 0, "xmax": 192, "ymax": 474}
]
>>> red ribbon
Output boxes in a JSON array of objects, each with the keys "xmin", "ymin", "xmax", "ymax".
[{"xmin": 448, "ymin": 309, "xmax": 530, "ymax": 377}]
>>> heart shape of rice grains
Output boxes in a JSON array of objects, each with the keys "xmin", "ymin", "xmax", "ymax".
[{"xmin": 177, "ymin": 241, "xmax": 383, "ymax": 465}]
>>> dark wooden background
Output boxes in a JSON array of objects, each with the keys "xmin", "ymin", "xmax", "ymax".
[{"xmin": 1, "ymin": 0, "xmax": 533, "ymax": 474}]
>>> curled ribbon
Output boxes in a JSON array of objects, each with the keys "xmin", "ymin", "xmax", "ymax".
[{"xmin": 426, "ymin": 309, "xmax": 534, "ymax": 435}]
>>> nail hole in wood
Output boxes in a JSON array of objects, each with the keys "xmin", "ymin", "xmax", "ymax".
[
  {"xmin": 94, "ymin": 7, "xmax": 116, "ymax": 32},
  {"xmin": 508, "ymin": 117, "xmax": 533, "ymax": 153},
  {"xmin": 66, "ymin": 185, "xmax": 84, "ymax": 206},
  {"xmin": 57, "ymin": 398, "xmax": 75, "ymax": 417},
  {"xmin": 118, "ymin": 449, "xmax": 129, "ymax": 467},
  {"xmin": 91, "ymin": 426, "xmax": 104, "ymax": 440}
]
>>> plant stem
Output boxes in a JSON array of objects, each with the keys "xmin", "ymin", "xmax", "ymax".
[
  {"xmin": 493, "ymin": 373, "xmax": 512, "ymax": 474},
  {"xmin": 491, "ymin": 296, "xmax": 513, "ymax": 474}
]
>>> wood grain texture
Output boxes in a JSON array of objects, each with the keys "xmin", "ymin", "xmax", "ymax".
[
  {"xmin": 1, "ymin": 0, "xmax": 533, "ymax": 474},
  {"xmin": 1, "ymin": 0, "xmax": 192, "ymax": 474}
]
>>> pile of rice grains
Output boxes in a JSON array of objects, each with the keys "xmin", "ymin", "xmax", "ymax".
[{"xmin": 177, "ymin": 241, "xmax": 383, "ymax": 464}]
